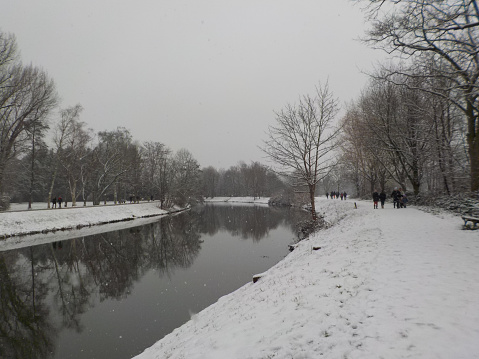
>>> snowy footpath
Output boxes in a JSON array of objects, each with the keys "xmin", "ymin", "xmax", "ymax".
[{"xmin": 134, "ymin": 198, "xmax": 479, "ymax": 359}]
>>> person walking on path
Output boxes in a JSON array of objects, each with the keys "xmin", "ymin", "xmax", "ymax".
[
  {"xmin": 401, "ymin": 193, "xmax": 408, "ymax": 208},
  {"xmin": 379, "ymin": 190, "xmax": 387, "ymax": 209},
  {"xmin": 373, "ymin": 190, "xmax": 380, "ymax": 209},
  {"xmin": 58, "ymin": 196, "xmax": 62, "ymax": 208},
  {"xmin": 51, "ymin": 197, "xmax": 56, "ymax": 209},
  {"xmin": 391, "ymin": 187, "xmax": 400, "ymax": 209}
]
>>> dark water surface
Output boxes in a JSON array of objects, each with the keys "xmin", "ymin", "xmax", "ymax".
[{"xmin": 0, "ymin": 203, "xmax": 306, "ymax": 359}]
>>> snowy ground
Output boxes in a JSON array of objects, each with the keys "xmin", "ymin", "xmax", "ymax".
[
  {"xmin": 132, "ymin": 197, "xmax": 479, "ymax": 359},
  {"xmin": 203, "ymin": 197, "xmax": 270, "ymax": 204},
  {"xmin": 0, "ymin": 201, "xmax": 173, "ymax": 242}
]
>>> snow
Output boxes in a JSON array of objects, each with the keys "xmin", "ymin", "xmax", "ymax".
[
  {"xmin": 133, "ymin": 198, "xmax": 479, "ymax": 359},
  {"xmin": 1, "ymin": 197, "xmax": 478, "ymax": 358},
  {"xmin": 204, "ymin": 197, "xmax": 270, "ymax": 204},
  {"xmin": 0, "ymin": 201, "xmax": 174, "ymax": 250}
]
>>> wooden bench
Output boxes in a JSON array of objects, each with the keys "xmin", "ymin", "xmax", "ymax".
[{"xmin": 462, "ymin": 216, "xmax": 479, "ymax": 229}]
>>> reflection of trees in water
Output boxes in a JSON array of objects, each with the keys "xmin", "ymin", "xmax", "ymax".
[
  {"xmin": 192, "ymin": 204, "xmax": 304, "ymax": 242},
  {"xmin": 0, "ymin": 251, "xmax": 55, "ymax": 359},
  {"xmin": 0, "ymin": 205, "xmax": 298, "ymax": 358},
  {"xmin": 144, "ymin": 213, "xmax": 202, "ymax": 276},
  {"xmin": 0, "ymin": 214, "xmax": 203, "ymax": 358}
]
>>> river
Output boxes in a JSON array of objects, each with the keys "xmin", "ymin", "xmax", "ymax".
[{"xmin": 0, "ymin": 203, "xmax": 307, "ymax": 359}]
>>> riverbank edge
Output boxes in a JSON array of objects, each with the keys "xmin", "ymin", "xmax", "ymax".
[{"xmin": 0, "ymin": 203, "xmax": 188, "ymax": 239}]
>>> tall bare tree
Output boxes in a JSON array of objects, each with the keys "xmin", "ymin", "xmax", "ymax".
[
  {"xmin": 47, "ymin": 104, "xmax": 83, "ymax": 208},
  {"xmin": 55, "ymin": 106, "xmax": 92, "ymax": 206},
  {"xmin": 90, "ymin": 127, "xmax": 136, "ymax": 205},
  {"xmin": 262, "ymin": 82, "xmax": 341, "ymax": 220},
  {"xmin": 25, "ymin": 117, "xmax": 49, "ymax": 209},
  {"xmin": 170, "ymin": 148, "xmax": 202, "ymax": 206},
  {"xmin": 0, "ymin": 32, "xmax": 58, "ymax": 210},
  {"xmin": 141, "ymin": 141, "xmax": 170, "ymax": 203}
]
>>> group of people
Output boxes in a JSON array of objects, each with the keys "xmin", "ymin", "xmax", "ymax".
[
  {"xmin": 51, "ymin": 196, "xmax": 65, "ymax": 208},
  {"xmin": 372, "ymin": 187, "xmax": 408, "ymax": 209},
  {"xmin": 326, "ymin": 191, "xmax": 347, "ymax": 200}
]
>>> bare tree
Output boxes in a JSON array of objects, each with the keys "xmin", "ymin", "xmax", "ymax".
[
  {"xmin": 90, "ymin": 128, "xmax": 136, "ymax": 205},
  {"xmin": 56, "ymin": 106, "xmax": 93, "ymax": 206},
  {"xmin": 141, "ymin": 141, "xmax": 170, "ymax": 203},
  {"xmin": 25, "ymin": 117, "xmax": 49, "ymax": 209},
  {"xmin": 170, "ymin": 149, "xmax": 202, "ymax": 206},
  {"xmin": 201, "ymin": 166, "xmax": 219, "ymax": 198},
  {"xmin": 262, "ymin": 82, "xmax": 341, "ymax": 220},
  {"xmin": 47, "ymin": 104, "xmax": 83, "ymax": 208},
  {"xmin": 0, "ymin": 32, "xmax": 58, "ymax": 210},
  {"xmin": 170, "ymin": 149, "xmax": 201, "ymax": 206}
]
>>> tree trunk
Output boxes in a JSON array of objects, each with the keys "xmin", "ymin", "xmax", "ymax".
[
  {"xmin": 309, "ymin": 184, "xmax": 317, "ymax": 221},
  {"xmin": 29, "ymin": 139, "xmax": 35, "ymax": 210},
  {"xmin": 466, "ymin": 101, "xmax": 479, "ymax": 192},
  {"xmin": 70, "ymin": 181, "xmax": 77, "ymax": 207},
  {"xmin": 0, "ymin": 164, "xmax": 8, "ymax": 211},
  {"xmin": 113, "ymin": 183, "xmax": 118, "ymax": 204},
  {"xmin": 470, "ymin": 136, "xmax": 479, "ymax": 192}
]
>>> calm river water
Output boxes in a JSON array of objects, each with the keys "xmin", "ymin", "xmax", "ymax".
[{"xmin": 0, "ymin": 203, "xmax": 307, "ymax": 359}]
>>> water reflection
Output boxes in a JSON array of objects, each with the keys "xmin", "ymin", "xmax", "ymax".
[{"xmin": 0, "ymin": 204, "xmax": 305, "ymax": 359}]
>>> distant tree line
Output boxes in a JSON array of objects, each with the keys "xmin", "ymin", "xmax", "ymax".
[
  {"xmin": 0, "ymin": 31, "xmax": 287, "ymax": 211},
  {"xmin": 201, "ymin": 162, "xmax": 287, "ymax": 199}
]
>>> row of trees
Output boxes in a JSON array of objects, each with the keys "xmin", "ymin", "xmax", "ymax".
[
  {"xmin": 352, "ymin": 0, "xmax": 478, "ymax": 193},
  {"xmin": 0, "ymin": 30, "xmax": 287, "ymax": 211},
  {"xmin": 340, "ymin": 69, "xmax": 469, "ymax": 197},
  {"xmin": 4, "ymin": 0, "xmax": 478, "ymax": 213},
  {"xmin": 261, "ymin": 0, "xmax": 478, "ymax": 220},
  {"xmin": 13, "ymin": 117, "xmax": 203, "ymax": 208},
  {"xmin": 201, "ymin": 162, "xmax": 287, "ymax": 199},
  {"xmin": 10, "ymin": 110, "xmax": 287, "ymax": 209},
  {"xmin": 0, "ymin": 31, "xmax": 206, "ymax": 210}
]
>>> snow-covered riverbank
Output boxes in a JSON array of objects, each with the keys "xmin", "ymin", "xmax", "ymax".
[
  {"xmin": 0, "ymin": 201, "xmax": 180, "ymax": 239},
  {"xmin": 203, "ymin": 197, "xmax": 270, "ymax": 204},
  {"xmin": 133, "ymin": 198, "xmax": 479, "ymax": 359}
]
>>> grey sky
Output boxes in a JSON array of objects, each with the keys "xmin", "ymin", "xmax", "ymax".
[{"xmin": 1, "ymin": 0, "xmax": 383, "ymax": 169}]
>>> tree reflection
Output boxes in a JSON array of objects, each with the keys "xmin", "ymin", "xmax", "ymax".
[
  {"xmin": 0, "ymin": 204, "xmax": 303, "ymax": 358},
  {"xmin": 193, "ymin": 204, "xmax": 300, "ymax": 242},
  {"xmin": 0, "ymin": 251, "xmax": 54, "ymax": 359}
]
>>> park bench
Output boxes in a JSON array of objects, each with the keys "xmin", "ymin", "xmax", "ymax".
[{"xmin": 462, "ymin": 215, "xmax": 479, "ymax": 229}]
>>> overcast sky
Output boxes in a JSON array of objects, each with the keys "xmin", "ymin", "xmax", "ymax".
[{"xmin": 1, "ymin": 0, "xmax": 384, "ymax": 169}]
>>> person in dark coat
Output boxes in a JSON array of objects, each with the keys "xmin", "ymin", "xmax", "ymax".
[
  {"xmin": 58, "ymin": 196, "xmax": 62, "ymax": 208},
  {"xmin": 372, "ymin": 190, "xmax": 380, "ymax": 209},
  {"xmin": 391, "ymin": 187, "xmax": 399, "ymax": 208},
  {"xmin": 392, "ymin": 188, "xmax": 403, "ymax": 209},
  {"xmin": 51, "ymin": 196, "xmax": 56, "ymax": 208},
  {"xmin": 379, "ymin": 190, "xmax": 387, "ymax": 209}
]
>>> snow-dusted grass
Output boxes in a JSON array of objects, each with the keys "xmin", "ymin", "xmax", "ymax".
[
  {"xmin": 0, "ymin": 201, "xmax": 173, "ymax": 239},
  {"xmin": 134, "ymin": 198, "xmax": 479, "ymax": 359},
  {"xmin": 204, "ymin": 197, "xmax": 270, "ymax": 204}
]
